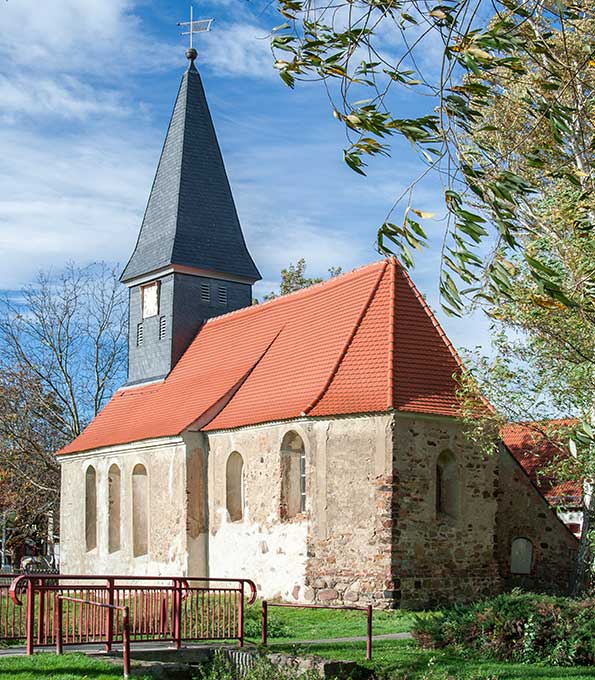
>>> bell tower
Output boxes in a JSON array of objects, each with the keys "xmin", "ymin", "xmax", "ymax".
[{"xmin": 121, "ymin": 46, "xmax": 260, "ymax": 385}]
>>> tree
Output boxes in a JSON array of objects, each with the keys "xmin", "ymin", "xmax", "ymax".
[
  {"xmin": 269, "ymin": 0, "xmax": 595, "ymax": 314},
  {"xmin": 264, "ymin": 258, "xmax": 342, "ymax": 300},
  {"xmin": 0, "ymin": 263, "xmax": 127, "ymax": 557}
]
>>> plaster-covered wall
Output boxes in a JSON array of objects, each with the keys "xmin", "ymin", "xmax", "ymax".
[
  {"xmin": 496, "ymin": 446, "xmax": 578, "ymax": 593},
  {"xmin": 205, "ymin": 414, "xmax": 394, "ymax": 605},
  {"xmin": 59, "ymin": 435, "xmax": 207, "ymax": 577},
  {"xmin": 393, "ymin": 414, "xmax": 502, "ymax": 608}
]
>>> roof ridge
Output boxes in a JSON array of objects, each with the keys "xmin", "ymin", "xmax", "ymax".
[
  {"xmin": 170, "ymin": 69, "xmax": 190, "ymax": 266},
  {"xmin": 304, "ymin": 260, "xmax": 388, "ymax": 415},
  {"xmin": 201, "ymin": 259, "xmax": 389, "ymax": 328},
  {"xmin": 386, "ymin": 258, "xmax": 397, "ymax": 409}
]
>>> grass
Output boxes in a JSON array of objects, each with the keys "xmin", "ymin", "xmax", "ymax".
[
  {"xmin": 0, "ymin": 652, "xmax": 153, "ymax": 680},
  {"xmin": 244, "ymin": 602, "xmax": 429, "ymax": 642},
  {"xmin": 270, "ymin": 639, "xmax": 595, "ymax": 679}
]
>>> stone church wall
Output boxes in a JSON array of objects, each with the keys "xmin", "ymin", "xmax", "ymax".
[
  {"xmin": 206, "ymin": 424, "xmax": 309, "ymax": 601},
  {"xmin": 495, "ymin": 446, "xmax": 578, "ymax": 594},
  {"xmin": 393, "ymin": 414, "xmax": 502, "ymax": 608},
  {"xmin": 59, "ymin": 436, "xmax": 201, "ymax": 577},
  {"xmin": 205, "ymin": 414, "xmax": 394, "ymax": 605}
]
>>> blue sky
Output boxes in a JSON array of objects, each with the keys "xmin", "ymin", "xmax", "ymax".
[{"xmin": 0, "ymin": 0, "xmax": 492, "ymax": 353}]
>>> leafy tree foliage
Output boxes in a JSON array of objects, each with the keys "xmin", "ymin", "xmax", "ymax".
[
  {"xmin": 264, "ymin": 258, "xmax": 342, "ymax": 300},
  {"xmin": 270, "ymin": 0, "xmax": 595, "ymax": 315}
]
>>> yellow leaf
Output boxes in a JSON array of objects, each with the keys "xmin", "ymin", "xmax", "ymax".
[
  {"xmin": 429, "ymin": 8, "xmax": 447, "ymax": 19},
  {"xmin": 466, "ymin": 47, "xmax": 492, "ymax": 60},
  {"xmin": 412, "ymin": 209, "xmax": 436, "ymax": 219}
]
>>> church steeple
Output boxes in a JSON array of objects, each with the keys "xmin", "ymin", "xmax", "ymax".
[{"xmin": 122, "ymin": 49, "xmax": 261, "ymax": 385}]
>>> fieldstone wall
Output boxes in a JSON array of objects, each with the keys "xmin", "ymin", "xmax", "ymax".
[
  {"xmin": 496, "ymin": 445, "xmax": 578, "ymax": 594},
  {"xmin": 392, "ymin": 414, "xmax": 502, "ymax": 608}
]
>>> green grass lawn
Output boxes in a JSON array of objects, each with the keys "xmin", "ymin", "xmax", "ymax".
[
  {"xmin": 270, "ymin": 639, "xmax": 595, "ymax": 679},
  {"xmin": 0, "ymin": 652, "xmax": 153, "ymax": 680},
  {"xmin": 244, "ymin": 602, "xmax": 428, "ymax": 642}
]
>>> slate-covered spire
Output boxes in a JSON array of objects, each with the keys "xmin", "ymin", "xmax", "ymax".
[
  {"xmin": 122, "ymin": 51, "xmax": 260, "ymax": 386},
  {"xmin": 121, "ymin": 50, "xmax": 260, "ymax": 284}
]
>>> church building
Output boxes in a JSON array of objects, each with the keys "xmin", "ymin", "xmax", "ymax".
[{"xmin": 58, "ymin": 48, "xmax": 578, "ymax": 608}]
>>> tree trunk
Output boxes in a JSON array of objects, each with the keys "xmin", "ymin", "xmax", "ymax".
[{"xmin": 572, "ymin": 479, "xmax": 595, "ymax": 596}]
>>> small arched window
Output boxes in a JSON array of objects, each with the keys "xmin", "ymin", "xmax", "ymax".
[
  {"xmin": 108, "ymin": 464, "xmax": 121, "ymax": 553},
  {"xmin": 436, "ymin": 450, "xmax": 459, "ymax": 520},
  {"xmin": 281, "ymin": 431, "xmax": 306, "ymax": 519},
  {"xmin": 511, "ymin": 537, "xmax": 533, "ymax": 574},
  {"xmin": 226, "ymin": 452, "xmax": 245, "ymax": 522},
  {"xmin": 132, "ymin": 464, "xmax": 149, "ymax": 557},
  {"xmin": 85, "ymin": 466, "xmax": 97, "ymax": 552}
]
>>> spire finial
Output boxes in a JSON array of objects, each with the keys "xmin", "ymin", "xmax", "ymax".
[{"xmin": 178, "ymin": 4, "xmax": 213, "ymax": 64}]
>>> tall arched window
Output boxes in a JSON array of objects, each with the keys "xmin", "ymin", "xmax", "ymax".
[
  {"xmin": 85, "ymin": 466, "xmax": 97, "ymax": 552},
  {"xmin": 226, "ymin": 452, "xmax": 244, "ymax": 522},
  {"xmin": 132, "ymin": 464, "xmax": 149, "ymax": 557},
  {"xmin": 436, "ymin": 450, "xmax": 459, "ymax": 520},
  {"xmin": 281, "ymin": 431, "xmax": 306, "ymax": 519},
  {"xmin": 108, "ymin": 464, "xmax": 121, "ymax": 553},
  {"xmin": 511, "ymin": 537, "xmax": 533, "ymax": 574}
]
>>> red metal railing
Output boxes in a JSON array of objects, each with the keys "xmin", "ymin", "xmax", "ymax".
[
  {"xmin": 261, "ymin": 600, "xmax": 373, "ymax": 660},
  {"xmin": 0, "ymin": 574, "xmax": 26, "ymax": 642},
  {"xmin": 56, "ymin": 595, "xmax": 131, "ymax": 679},
  {"xmin": 7, "ymin": 574, "xmax": 257, "ymax": 653}
]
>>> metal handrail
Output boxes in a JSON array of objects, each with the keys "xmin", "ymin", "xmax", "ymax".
[
  {"xmin": 56, "ymin": 595, "xmax": 131, "ymax": 679},
  {"xmin": 7, "ymin": 574, "xmax": 258, "ymax": 654}
]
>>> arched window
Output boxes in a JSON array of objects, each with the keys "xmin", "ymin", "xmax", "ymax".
[
  {"xmin": 226, "ymin": 452, "xmax": 244, "ymax": 522},
  {"xmin": 436, "ymin": 450, "xmax": 459, "ymax": 520},
  {"xmin": 281, "ymin": 431, "xmax": 306, "ymax": 519},
  {"xmin": 85, "ymin": 466, "xmax": 97, "ymax": 551},
  {"xmin": 511, "ymin": 537, "xmax": 533, "ymax": 574},
  {"xmin": 132, "ymin": 464, "xmax": 149, "ymax": 557},
  {"xmin": 108, "ymin": 464, "xmax": 121, "ymax": 553}
]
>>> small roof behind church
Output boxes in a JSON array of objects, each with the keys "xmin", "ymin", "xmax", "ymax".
[
  {"xmin": 120, "ymin": 61, "xmax": 260, "ymax": 284},
  {"xmin": 501, "ymin": 420, "xmax": 582, "ymax": 506},
  {"xmin": 59, "ymin": 259, "xmax": 464, "ymax": 455}
]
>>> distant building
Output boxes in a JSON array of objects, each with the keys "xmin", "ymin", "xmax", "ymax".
[
  {"xmin": 57, "ymin": 49, "xmax": 578, "ymax": 607},
  {"xmin": 502, "ymin": 420, "xmax": 583, "ymax": 537}
]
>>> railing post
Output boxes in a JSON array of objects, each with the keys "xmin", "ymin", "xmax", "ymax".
[
  {"xmin": 172, "ymin": 579, "xmax": 182, "ymax": 650},
  {"xmin": 25, "ymin": 578, "xmax": 35, "ymax": 655},
  {"xmin": 37, "ymin": 579, "xmax": 45, "ymax": 646},
  {"xmin": 105, "ymin": 577, "xmax": 115, "ymax": 653},
  {"xmin": 122, "ymin": 605, "xmax": 131, "ymax": 680},
  {"xmin": 55, "ymin": 594, "xmax": 63, "ymax": 655},
  {"xmin": 366, "ymin": 604, "xmax": 372, "ymax": 661},
  {"xmin": 261, "ymin": 600, "xmax": 268, "ymax": 646},
  {"xmin": 238, "ymin": 581, "xmax": 245, "ymax": 648}
]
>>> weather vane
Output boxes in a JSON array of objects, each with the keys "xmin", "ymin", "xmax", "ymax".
[{"xmin": 178, "ymin": 4, "xmax": 213, "ymax": 57}]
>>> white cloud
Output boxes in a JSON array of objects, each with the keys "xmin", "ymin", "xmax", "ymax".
[
  {"xmin": 201, "ymin": 23, "xmax": 274, "ymax": 78},
  {"xmin": 0, "ymin": 74, "xmax": 127, "ymax": 120}
]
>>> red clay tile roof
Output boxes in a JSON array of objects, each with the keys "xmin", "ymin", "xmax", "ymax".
[
  {"xmin": 501, "ymin": 420, "xmax": 583, "ymax": 506},
  {"xmin": 59, "ymin": 259, "xmax": 466, "ymax": 455}
]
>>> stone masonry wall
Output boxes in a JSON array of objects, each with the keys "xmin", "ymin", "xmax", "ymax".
[
  {"xmin": 393, "ymin": 414, "xmax": 502, "ymax": 608},
  {"xmin": 205, "ymin": 414, "xmax": 394, "ymax": 606},
  {"xmin": 496, "ymin": 446, "xmax": 578, "ymax": 594}
]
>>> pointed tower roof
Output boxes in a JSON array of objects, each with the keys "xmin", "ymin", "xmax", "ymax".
[{"xmin": 121, "ymin": 53, "xmax": 261, "ymax": 284}]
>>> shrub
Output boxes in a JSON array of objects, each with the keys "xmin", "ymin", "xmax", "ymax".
[{"xmin": 412, "ymin": 590, "xmax": 595, "ymax": 666}]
